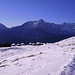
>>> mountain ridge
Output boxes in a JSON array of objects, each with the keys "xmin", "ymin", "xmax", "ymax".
[
  {"xmin": 0, "ymin": 23, "xmax": 8, "ymax": 31},
  {"xmin": 0, "ymin": 19, "xmax": 75, "ymax": 44}
]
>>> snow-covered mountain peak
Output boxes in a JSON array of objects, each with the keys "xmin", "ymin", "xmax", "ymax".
[
  {"xmin": 38, "ymin": 19, "xmax": 45, "ymax": 23},
  {"xmin": 62, "ymin": 22, "xmax": 67, "ymax": 25},
  {"xmin": 22, "ymin": 19, "xmax": 45, "ymax": 28},
  {"xmin": 33, "ymin": 21, "xmax": 39, "ymax": 27},
  {"xmin": 32, "ymin": 19, "xmax": 45, "ymax": 27}
]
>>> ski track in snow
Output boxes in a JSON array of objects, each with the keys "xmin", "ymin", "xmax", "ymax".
[{"xmin": 0, "ymin": 37, "xmax": 75, "ymax": 75}]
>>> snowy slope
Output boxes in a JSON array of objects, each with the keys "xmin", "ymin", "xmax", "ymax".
[
  {"xmin": 59, "ymin": 55, "xmax": 75, "ymax": 75},
  {"xmin": 0, "ymin": 37, "xmax": 75, "ymax": 75}
]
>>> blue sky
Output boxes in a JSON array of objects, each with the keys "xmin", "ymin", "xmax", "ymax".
[{"xmin": 0, "ymin": 0, "xmax": 75, "ymax": 27}]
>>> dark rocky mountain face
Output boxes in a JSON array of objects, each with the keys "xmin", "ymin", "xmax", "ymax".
[
  {"xmin": 0, "ymin": 19, "xmax": 75, "ymax": 44},
  {"xmin": 0, "ymin": 23, "xmax": 7, "ymax": 31}
]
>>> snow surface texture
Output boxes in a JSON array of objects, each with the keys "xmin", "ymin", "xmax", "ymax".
[{"xmin": 0, "ymin": 37, "xmax": 75, "ymax": 75}]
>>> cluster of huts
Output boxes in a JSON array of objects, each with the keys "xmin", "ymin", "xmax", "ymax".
[{"xmin": 11, "ymin": 42, "xmax": 46, "ymax": 46}]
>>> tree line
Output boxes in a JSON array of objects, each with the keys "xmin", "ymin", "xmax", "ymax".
[{"xmin": 0, "ymin": 43, "xmax": 11, "ymax": 47}]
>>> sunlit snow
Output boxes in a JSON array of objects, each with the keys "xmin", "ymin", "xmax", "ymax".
[{"xmin": 0, "ymin": 37, "xmax": 75, "ymax": 75}]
